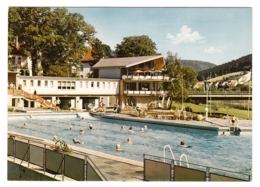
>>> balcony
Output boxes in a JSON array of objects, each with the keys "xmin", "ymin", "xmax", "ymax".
[
  {"xmin": 124, "ymin": 90, "xmax": 165, "ymax": 96},
  {"xmin": 122, "ymin": 75, "xmax": 170, "ymax": 81}
]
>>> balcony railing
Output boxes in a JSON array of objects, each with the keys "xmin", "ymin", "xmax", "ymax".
[
  {"xmin": 122, "ymin": 75, "xmax": 170, "ymax": 81},
  {"xmin": 124, "ymin": 90, "xmax": 164, "ymax": 95}
]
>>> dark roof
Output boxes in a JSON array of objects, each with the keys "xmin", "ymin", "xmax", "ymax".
[{"xmin": 92, "ymin": 55, "xmax": 165, "ymax": 69}]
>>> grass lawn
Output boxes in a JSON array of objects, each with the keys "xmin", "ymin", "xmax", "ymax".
[{"xmin": 182, "ymin": 102, "xmax": 252, "ymax": 120}]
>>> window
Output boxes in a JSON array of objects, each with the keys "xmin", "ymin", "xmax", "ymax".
[
  {"xmin": 85, "ymin": 81, "xmax": 88, "ymax": 88},
  {"xmin": 102, "ymin": 82, "xmax": 105, "ymax": 89},
  {"xmin": 38, "ymin": 80, "xmax": 41, "ymax": 87},
  {"xmin": 108, "ymin": 82, "xmax": 110, "ymax": 89},
  {"xmin": 91, "ymin": 82, "xmax": 94, "ymax": 88},
  {"xmin": 30, "ymin": 80, "xmax": 34, "ymax": 87},
  {"xmin": 113, "ymin": 82, "xmax": 116, "ymax": 89},
  {"xmin": 18, "ymin": 57, "xmax": 22, "ymax": 64},
  {"xmin": 45, "ymin": 81, "xmax": 48, "ymax": 87},
  {"xmin": 57, "ymin": 81, "xmax": 76, "ymax": 90},
  {"xmin": 50, "ymin": 81, "xmax": 53, "ymax": 88},
  {"xmin": 80, "ymin": 81, "xmax": 82, "ymax": 88},
  {"xmin": 97, "ymin": 82, "xmax": 100, "ymax": 88},
  {"xmin": 71, "ymin": 82, "xmax": 75, "ymax": 89},
  {"xmin": 62, "ymin": 81, "xmax": 66, "ymax": 89},
  {"xmin": 58, "ymin": 81, "xmax": 61, "ymax": 89},
  {"xmin": 66, "ymin": 82, "xmax": 71, "ymax": 89},
  {"xmin": 23, "ymin": 80, "xmax": 26, "ymax": 86}
]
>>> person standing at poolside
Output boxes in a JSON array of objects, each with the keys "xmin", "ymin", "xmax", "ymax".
[
  {"xmin": 55, "ymin": 97, "xmax": 61, "ymax": 112},
  {"xmin": 230, "ymin": 115, "xmax": 238, "ymax": 127}
]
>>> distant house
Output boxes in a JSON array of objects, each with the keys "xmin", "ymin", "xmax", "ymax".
[
  {"xmin": 8, "ymin": 36, "xmax": 33, "ymax": 76},
  {"xmin": 78, "ymin": 46, "xmax": 96, "ymax": 78}
]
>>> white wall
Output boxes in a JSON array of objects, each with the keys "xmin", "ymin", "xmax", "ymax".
[{"xmin": 17, "ymin": 76, "xmax": 120, "ymax": 96}]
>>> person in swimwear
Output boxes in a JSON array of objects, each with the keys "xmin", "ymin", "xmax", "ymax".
[
  {"xmin": 180, "ymin": 141, "xmax": 192, "ymax": 148},
  {"xmin": 230, "ymin": 115, "xmax": 238, "ymax": 127}
]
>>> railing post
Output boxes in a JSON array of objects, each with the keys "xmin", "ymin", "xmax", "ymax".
[
  {"xmin": 27, "ymin": 140, "xmax": 30, "ymax": 168},
  {"xmin": 84, "ymin": 155, "xmax": 87, "ymax": 181},
  {"xmin": 43, "ymin": 144, "xmax": 46, "ymax": 174},
  {"xmin": 206, "ymin": 167, "xmax": 210, "ymax": 181},
  {"xmin": 62, "ymin": 154, "xmax": 65, "ymax": 181}
]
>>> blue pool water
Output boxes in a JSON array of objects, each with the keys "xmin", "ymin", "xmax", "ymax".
[{"xmin": 8, "ymin": 113, "xmax": 252, "ymax": 175}]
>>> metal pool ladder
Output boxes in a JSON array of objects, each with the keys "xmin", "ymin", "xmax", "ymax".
[{"xmin": 163, "ymin": 145, "xmax": 189, "ymax": 168}]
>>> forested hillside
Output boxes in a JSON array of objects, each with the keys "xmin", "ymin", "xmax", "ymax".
[
  {"xmin": 180, "ymin": 60, "xmax": 216, "ymax": 72},
  {"xmin": 197, "ymin": 54, "xmax": 252, "ymax": 81}
]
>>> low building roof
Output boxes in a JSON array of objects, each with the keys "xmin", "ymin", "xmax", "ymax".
[{"xmin": 92, "ymin": 55, "xmax": 165, "ymax": 69}]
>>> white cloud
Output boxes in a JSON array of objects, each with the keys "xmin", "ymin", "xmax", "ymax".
[
  {"xmin": 166, "ymin": 25, "xmax": 204, "ymax": 44},
  {"xmin": 204, "ymin": 46, "xmax": 223, "ymax": 54}
]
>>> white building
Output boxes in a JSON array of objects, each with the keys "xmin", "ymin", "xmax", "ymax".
[{"xmin": 8, "ymin": 55, "xmax": 170, "ymax": 111}]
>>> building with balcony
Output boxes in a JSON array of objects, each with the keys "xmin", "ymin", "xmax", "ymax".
[{"xmin": 92, "ymin": 55, "xmax": 170, "ymax": 108}]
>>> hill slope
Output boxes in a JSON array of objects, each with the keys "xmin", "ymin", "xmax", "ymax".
[
  {"xmin": 180, "ymin": 60, "xmax": 216, "ymax": 72},
  {"xmin": 197, "ymin": 54, "xmax": 252, "ymax": 81}
]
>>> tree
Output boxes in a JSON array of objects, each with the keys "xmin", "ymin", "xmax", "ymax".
[
  {"xmin": 89, "ymin": 38, "xmax": 114, "ymax": 64},
  {"xmin": 115, "ymin": 35, "xmax": 157, "ymax": 57},
  {"xmin": 162, "ymin": 52, "xmax": 198, "ymax": 109},
  {"xmin": 8, "ymin": 7, "xmax": 96, "ymax": 76}
]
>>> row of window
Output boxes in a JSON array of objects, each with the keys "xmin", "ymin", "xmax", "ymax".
[{"xmin": 21, "ymin": 80, "xmax": 117, "ymax": 90}]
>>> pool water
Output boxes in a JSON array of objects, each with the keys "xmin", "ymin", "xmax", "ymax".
[{"xmin": 8, "ymin": 113, "xmax": 252, "ymax": 175}]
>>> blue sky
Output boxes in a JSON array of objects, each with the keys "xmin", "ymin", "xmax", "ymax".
[{"xmin": 67, "ymin": 7, "xmax": 252, "ymax": 65}]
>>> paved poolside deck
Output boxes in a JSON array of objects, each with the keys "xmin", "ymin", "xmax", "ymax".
[{"xmin": 8, "ymin": 110, "xmax": 252, "ymax": 181}]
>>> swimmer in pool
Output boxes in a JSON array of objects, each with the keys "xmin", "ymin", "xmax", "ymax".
[
  {"xmin": 24, "ymin": 122, "xmax": 27, "ymax": 127},
  {"xmin": 180, "ymin": 141, "xmax": 192, "ymax": 148},
  {"xmin": 144, "ymin": 125, "xmax": 147, "ymax": 130},
  {"xmin": 121, "ymin": 125, "xmax": 125, "ymax": 130},
  {"xmin": 69, "ymin": 126, "xmax": 72, "ymax": 130},
  {"xmin": 73, "ymin": 138, "xmax": 84, "ymax": 144},
  {"xmin": 140, "ymin": 128, "xmax": 144, "ymax": 133},
  {"xmin": 129, "ymin": 126, "xmax": 134, "ymax": 133},
  {"xmin": 115, "ymin": 144, "xmax": 122, "ymax": 151},
  {"xmin": 53, "ymin": 135, "xmax": 58, "ymax": 142},
  {"xmin": 80, "ymin": 129, "xmax": 84, "ymax": 134},
  {"xmin": 221, "ymin": 131, "xmax": 225, "ymax": 136},
  {"xmin": 89, "ymin": 124, "xmax": 93, "ymax": 130},
  {"xmin": 127, "ymin": 137, "xmax": 131, "ymax": 143}
]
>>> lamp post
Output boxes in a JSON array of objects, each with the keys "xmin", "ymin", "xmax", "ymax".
[{"xmin": 181, "ymin": 73, "xmax": 183, "ymax": 111}]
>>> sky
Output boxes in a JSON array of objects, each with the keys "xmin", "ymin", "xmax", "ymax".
[{"xmin": 66, "ymin": 7, "xmax": 252, "ymax": 65}]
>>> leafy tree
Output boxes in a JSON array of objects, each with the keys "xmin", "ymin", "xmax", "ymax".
[
  {"xmin": 162, "ymin": 52, "xmax": 198, "ymax": 109},
  {"xmin": 87, "ymin": 38, "xmax": 113, "ymax": 66},
  {"xmin": 8, "ymin": 7, "xmax": 96, "ymax": 76},
  {"xmin": 115, "ymin": 35, "xmax": 157, "ymax": 57},
  {"xmin": 44, "ymin": 64, "xmax": 69, "ymax": 77}
]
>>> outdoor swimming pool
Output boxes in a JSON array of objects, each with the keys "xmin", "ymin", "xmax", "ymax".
[{"xmin": 8, "ymin": 113, "xmax": 252, "ymax": 175}]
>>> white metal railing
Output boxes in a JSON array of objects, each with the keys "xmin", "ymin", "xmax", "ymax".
[
  {"xmin": 122, "ymin": 74, "xmax": 170, "ymax": 81},
  {"xmin": 179, "ymin": 154, "xmax": 190, "ymax": 168},
  {"xmin": 124, "ymin": 90, "xmax": 164, "ymax": 95},
  {"xmin": 163, "ymin": 145, "xmax": 177, "ymax": 165}
]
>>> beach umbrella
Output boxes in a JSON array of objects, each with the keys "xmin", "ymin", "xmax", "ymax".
[{"xmin": 135, "ymin": 70, "xmax": 143, "ymax": 73}]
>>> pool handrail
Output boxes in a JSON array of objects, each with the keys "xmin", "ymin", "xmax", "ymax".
[
  {"xmin": 179, "ymin": 154, "xmax": 189, "ymax": 168},
  {"xmin": 163, "ymin": 145, "xmax": 177, "ymax": 165}
]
